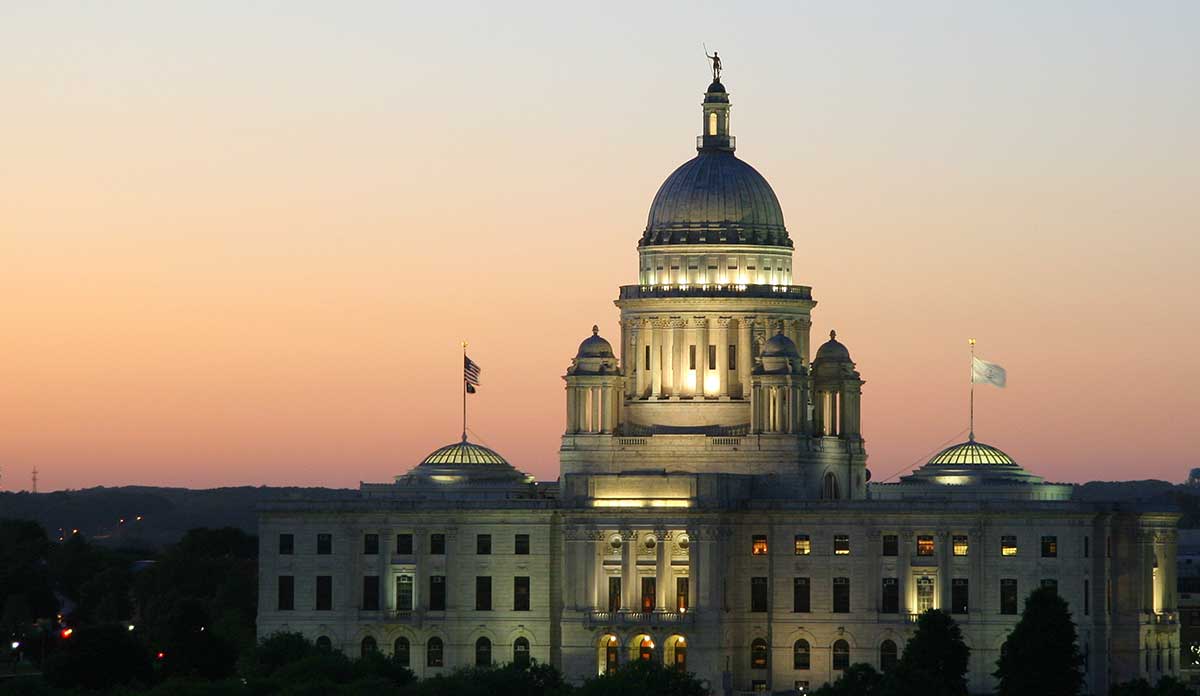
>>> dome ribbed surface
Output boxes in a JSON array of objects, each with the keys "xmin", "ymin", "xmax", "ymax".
[
  {"xmin": 421, "ymin": 441, "xmax": 509, "ymax": 466},
  {"xmin": 641, "ymin": 152, "xmax": 790, "ymax": 247},
  {"xmin": 928, "ymin": 440, "xmax": 1016, "ymax": 466}
]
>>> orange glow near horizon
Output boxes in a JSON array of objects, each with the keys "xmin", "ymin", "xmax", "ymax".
[{"xmin": 1, "ymin": 4, "xmax": 1198, "ymax": 491}]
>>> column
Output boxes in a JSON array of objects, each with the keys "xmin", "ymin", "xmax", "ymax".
[
  {"xmin": 697, "ymin": 318, "xmax": 709, "ymax": 397},
  {"xmin": 622, "ymin": 530, "xmax": 637, "ymax": 611},
  {"xmin": 656, "ymin": 531, "xmax": 670, "ymax": 611},
  {"xmin": 671, "ymin": 320, "xmax": 684, "ymax": 398},
  {"xmin": 1164, "ymin": 532, "xmax": 1178, "ymax": 612},
  {"xmin": 565, "ymin": 386, "xmax": 576, "ymax": 433},
  {"xmin": 683, "ymin": 320, "xmax": 697, "ymax": 397},
  {"xmin": 663, "ymin": 320, "xmax": 675, "ymax": 397},
  {"xmin": 899, "ymin": 530, "xmax": 911, "ymax": 616},
  {"xmin": 633, "ymin": 322, "xmax": 645, "ymax": 399},
  {"xmin": 750, "ymin": 384, "xmax": 760, "ymax": 432},
  {"xmin": 620, "ymin": 320, "xmax": 629, "ymax": 385},
  {"xmin": 716, "ymin": 318, "xmax": 730, "ymax": 398},
  {"xmin": 798, "ymin": 317, "xmax": 811, "ymax": 367},
  {"xmin": 600, "ymin": 388, "xmax": 611, "ymax": 433},
  {"xmin": 650, "ymin": 319, "xmax": 662, "ymax": 398},
  {"xmin": 938, "ymin": 531, "xmax": 951, "ymax": 610},
  {"xmin": 624, "ymin": 320, "xmax": 635, "ymax": 398},
  {"xmin": 582, "ymin": 538, "xmax": 597, "ymax": 610},
  {"xmin": 737, "ymin": 317, "xmax": 753, "ymax": 399}
]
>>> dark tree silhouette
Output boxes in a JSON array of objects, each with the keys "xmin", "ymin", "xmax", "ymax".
[
  {"xmin": 994, "ymin": 586, "xmax": 1084, "ymax": 696},
  {"xmin": 885, "ymin": 609, "xmax": 969, "ymax": 696}
]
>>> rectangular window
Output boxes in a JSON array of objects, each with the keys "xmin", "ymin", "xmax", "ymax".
[
  {"xmin": 279, "ymin": 533, "xmax": 294, "ymax": 555},
  {"xmin": 881, "ymin": 578, "xmax": 899, "ymax": 613},
  {"xmin": 277, "ymin": 576, "xmax": 294, "ymax": 610},
  {"xmin": 317, "ymin": 533, "xmax": 332, "ymax": 555},
  {"xmin": 917, "ymin": 535, "xmax": 935, "ymax": 556},
  {"xmin": 1001, "ymin": 535, "xmax": 1018, "ymax": 556},
  {"xmin": 953, "ymin": 535, "xmax": 969, "ymax": 556},
  {"xmin": 608, "ymin": 576, "xmax": 621, "ymax": 612},
  {"xmin": 689, "ymin": 345, "xmax": 696, "ymax": 370},
  {"xmin": 476, "ymin": 576, "xmax": 492, "ymax": 611},
  {"xmin": 1041, "ymin": 578, "xmax": 1058, "ymax": 594},
  {"xmin": 645, "ymin": 345, "xmax": 651, "ymax": 370},
  {"xmin": 794, "ymin": 534, "xmax": 811, "ymax": 555},
  {"xmin": 728, "ymin": 345, "xmax": 737, "ymax": 370},
  {"xmin": 514, "ymin": 576, "xmax": 530, "ymax": 611},
  {"xmin": 1000, "ymin": 579, "xmax": 1018, "ymax": 614},
  {"xmin": 751, "ymin": 535, "xmax": 768, "ymax": 555},
  {"xmin": 882, "ymin": 534, "xmax": 898, "ymax": 557},
  {"xmin": 1084, "ymin": 536, "xmax": 1089, "ymax": 558},
  {"xmin": 641, "ymin": 577, "xmax": 656, "ymax": 612},
  {"xmin": 951, "ymin": 578, "xmax": 968, "ymax": 614},
  {"xmin": 362, "ymin": 575, "xmax": 379, "ymax": 610},
  {"xmin": 1084, "ymin": 579, "xmax": 1090, "ymax": 615},
  {"xmin": 834, "ymin": 534, "xmax": 850, "ymax": 555},
  {"xmin": 832, "ymin": 577, "xmax": 850, "ymax": 613},
  {"xmin": 430, "ymin": 533, "xmax": 446, "ymax": 555},
  {"xmin": 752, "ymin": 680, "xmax": 767, "ymax": 693},
  {"xmin": 676, "ymin": 577, "xmax": 689, "ymax": 612},
  {"xmin": 751, "ymin": 577, "xmax": 769, "ymax": 612},
  {"xmin": 515, "ymin": 534, "xmax": 530, "ymax": 555},
  {"xmin": 1041, "ymin": 536, "xmax": 1058, "ymax": 558},
  {"xmin": 429, "ymin": 575, "xmax": 446, "ymax": 611},
  {"xmin": 477, "ymin": 534, "xmax": 492, "ymax": 555},
  {"xmin": 396, "ymin": 574, "xmax": 413, "ymax": 611},
  {"xmin": 707, "ymin": 345, "xmax": 716, "ymax": 369},
  {"xmin": 315, "ymin": 575, "xmax": 332, "ymax": 610},
  {"xmin": 793, "ymin": 577, "xmax": 810, "ymax": 613},
  {"xmin": 364, "ymin": 533, "xmax": 379, "ymax": 555},
  {"xmin": 396, "ymin": 533, "xmax": 413, "ymax": 555}
]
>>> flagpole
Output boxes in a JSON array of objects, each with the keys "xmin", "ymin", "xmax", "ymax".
[
  {"xmin": 462, "ymin": 340, "xmax": 468, "ymax": 442},
  {"xmin": 968, "ymin": 338, "xmax": 976, "ymax": 442}
]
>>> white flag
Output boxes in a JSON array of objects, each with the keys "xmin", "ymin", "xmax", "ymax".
[{"xmin": 972, "ymin": 357, "xmax": 1007, "ymax": 388}]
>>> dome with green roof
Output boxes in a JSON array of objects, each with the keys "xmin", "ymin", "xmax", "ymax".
[{"xmin": 872, "ymin": 437, "xmax": 1073, "ymax": 501}]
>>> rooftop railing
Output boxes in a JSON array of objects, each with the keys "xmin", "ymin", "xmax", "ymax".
[
  {"xmin": 619, "ymin": 283, "xmax": 812, "ymax": 300},
  {"xmin": 587, "ymin": 610, "xmax": 694, "ymax": 626}
]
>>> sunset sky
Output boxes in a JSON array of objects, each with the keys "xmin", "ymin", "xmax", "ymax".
[{"xmin": 2, "ymin": 2, "xmax": 1197, "ymax": 491}]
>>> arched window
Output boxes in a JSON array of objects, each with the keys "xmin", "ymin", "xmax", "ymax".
[
  {"xmin": 880, "ymin": 640, "xmax": 897, "ymax": 672},
  {"xmin": 793, "ymin": 639, "xmax": 810, "ymax": 670},
  {"xmin": 475, "ymin": 637, "xmax": 492, "ymax": 667},
  {"xmin": 360, "ymin": 636, "xmax": 377, "ymax": 657},
  {"xmin": 513, "ymin": 637, "xmax": 530, "ymax": 667},
  {"xmin": 394, "ymin": 637, "xmax": 410, "ymax": 667},
  {"xmin": 315, "ymin": 636, "xmax": 332, "ymax": 651},
  {"xmin": 708, "ymin": 112, "xmax": 718, "ymax": 135},
  {"xmin": 639, "ymin": 637, "xmax": 654, "ymax": 662},
  {"xmin": 832, "ymin": 640, "xmax": 850, "ymax": 671},
  {"xmin": 604, "ymin": 636, "xmax": 619, "ymax": 674},
  {"xmin": 822, "ymin": 472, "xmax": 840, "ymax": 500},
  {"xmin": 427, "ymin": 637, "xmax": 444, "ymax": 667},
  {"xmin": 751, "ymin": 638, "xmax": 769, "ymax": 669},
  {"xmin": 670, "ymin": 636, "xmax": 687, "ymax": 672}
]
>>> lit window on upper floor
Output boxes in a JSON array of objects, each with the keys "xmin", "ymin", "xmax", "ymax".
[
  {"xmin": 953, "ymin": 535, "xmax": 969, "ymax": 556},
  {"xmin": 1041, "ymin": 536, "xmax": 1058, "ymax": 558},
  {"xmin": 917, "ymin": 535, "xmax": 935, "ymax": 556},
  {"xmin": 1001, "ymin": 535, "xmax": 1018, "ymax": 556},
  {"xmin": 708, "ymin": 112, "xmax": 718, "ymax": 135},
  {"xmin": 834, "ymin": 535, "xmax": 850, "ymax": 555},
  {"xmin": 794, "ymin": 535, "xmax": 810, "ymax": 556},
  {"xmin": 752, "ymin": 535, "xmax": 768, "ymax": 556}
]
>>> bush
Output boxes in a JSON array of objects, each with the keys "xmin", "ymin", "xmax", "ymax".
[{"xmin": 42, "ymin": 623, "xmax": 153, "ymax": 691}]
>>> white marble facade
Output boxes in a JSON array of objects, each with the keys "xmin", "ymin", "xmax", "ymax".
[{"xmin": 257, "ymin": 75, "xmax": 1179, "ymax": 695}]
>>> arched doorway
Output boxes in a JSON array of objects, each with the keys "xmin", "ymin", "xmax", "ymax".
[
  {"xmin": 665, "ymin": 635, "xmax": 687, "ymax": 672},
  {"xmin": 360, "ymin": 636, "xmax": 377, "ymax": 657},
  {"xmin": 475, "ymin": 637, "xmax": 492, "ymax": 666},
  {"xmin": 513, "ymin": 637, "xmax": 530, "ymax": 667},
  {"xmin": 832, "ymin": 639, "xmax": 850, "ymax": 671},
  {"xmin": 315, "ymin": 636, "xmax": 332, "ymax": 651},
  {"xmin": 598, "ymin": 634, "xmax": 619, "ymax": 675},
  {"xmin": 427, "ymin": 637, "xmax": 444, "ymax": 667},
  {"xmin": 751, "ymin": 638, "xmax": 768, "ymax": 669},
  {"xmin": 880, "ymin": 639, "xmax": 897, "ymax": 671},
  {"xmin": 393, "ymin": 637, "xmax": 410, "ymax": 667},
  {"xmin": 638, "ymin": 636, "xmax": 655, "ymax": 662}
]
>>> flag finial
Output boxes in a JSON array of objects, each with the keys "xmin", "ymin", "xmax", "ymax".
[
  {"xmin": 592, "ymin": 324, "xmax": 599, "ymax": 336},
  {"xmin": 968, "ymin": 337, "xmax": 976, "ymax": 346}
]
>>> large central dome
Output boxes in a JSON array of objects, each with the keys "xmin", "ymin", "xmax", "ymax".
[{"xmin": 640, "ymin": 80, "xmax": 791, "ymax": 249}]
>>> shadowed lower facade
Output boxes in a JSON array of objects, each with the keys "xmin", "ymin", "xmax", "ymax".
[{"xmin": 257, "ymin": 74, "xmax": 1179, "ymax": 695}]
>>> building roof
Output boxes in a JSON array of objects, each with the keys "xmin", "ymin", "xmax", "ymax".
[
  {"xmin": 928, "ymin": 439, "xmax": 1017, "ymax": 466},
  {"xmin": 420, "ymin": 439, "xmax": 510, "ymax": 467}
]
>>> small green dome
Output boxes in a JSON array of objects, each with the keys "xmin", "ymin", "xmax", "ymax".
[
  {"xmin": 421, "ymin": 440, "xmax": 509, "ymax": 466},
  {"xmin": 928, "ymin": 440, "xmax": 1016, "ymax": 466}
]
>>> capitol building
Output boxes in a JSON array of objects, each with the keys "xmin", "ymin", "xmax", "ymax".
[{"xmin": 257, "ymin": 74, "xmax": 1179, "ymax": 694}]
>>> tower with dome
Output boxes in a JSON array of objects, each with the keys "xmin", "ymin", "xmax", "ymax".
[{"xmin": 257, "ymin": 70, "xmax": 1179, "ymax": 694}]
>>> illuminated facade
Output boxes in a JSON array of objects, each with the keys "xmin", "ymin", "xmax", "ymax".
[{"xmin": 257, "ymin": 75, "xmax": 1179, "ymax": 694}]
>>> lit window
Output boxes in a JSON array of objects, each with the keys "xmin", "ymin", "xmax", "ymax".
[
  {"xmin": 917, "ymin": 535, "xmax": 934, "ymax": 556},
  {"xmin": 1001, "ymin": 535, "xmax": 1018, "ymax": 556},
  {"xmin": 794, "ymin": 535, "xmax": 811, "ymax": 555},
  {"xmin": 952, "ymin": 535, "xmax": 969, "ymax": 556},
  {"xmin": 752, "ymin": 535, "xmax": 768, "ymax": 555},
  {"xmin": 834, "ymin": 535, "xmax": 850, "ymax": 555},
  {"xmin": 1041, "ymin": 536, "xmax": 1058, "ymax": 558},
  {"xmin": 708, "ymin": 112, "xmax": 718, "ymax": 135},
  {"xmin": 750, "ymin": 638, "xmax": 768, "ymax": 668}
]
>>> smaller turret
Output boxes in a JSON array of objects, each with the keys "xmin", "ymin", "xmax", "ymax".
[
  {"xmin": 749, "ymin": 330, "xmax": 807, "ymax": 434},
  {"xmin": 564, "ymin": 326, "xmax": 624, "ymax": 434},
  {"xmin": 811, "ymin": 330, "xmax": 864, "ymax": 438}
]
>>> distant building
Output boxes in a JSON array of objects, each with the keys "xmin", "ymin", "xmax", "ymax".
[
  {"xmin": 257, "ymin": 71, "xmax": 1179, "ymax": 695},
  {"xmin": 1187, "ymin": 468, "xmax": 1200, "ymax": 486}
]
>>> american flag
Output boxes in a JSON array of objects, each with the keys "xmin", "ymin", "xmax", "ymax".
[{"xmin": 464, "ymin": 355, "xmax": 481, "ymax": 393}]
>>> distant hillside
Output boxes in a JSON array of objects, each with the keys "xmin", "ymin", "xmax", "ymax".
[
  {"xmin": 0, "ymin": 486, "xmax": 354, "ymax": 548},
  {"xmin": 3, "ymin": 480, "xmax": 1199, "ymax": 548}
]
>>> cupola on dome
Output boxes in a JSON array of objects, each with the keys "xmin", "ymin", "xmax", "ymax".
[
  {"xmin": 576, "ymin": 325, "xmax": 615, "ymax": 359},
  {"xmin": 640, "ymin": 80, "xmax": 791, "ymax": 249},
  {"xmin": 814, "ymin": 330, "xmax": 852, "ymax": 363},
  {"xmin": 761, "ymin": 331, "xmax": 800, "ymax": 359}
]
